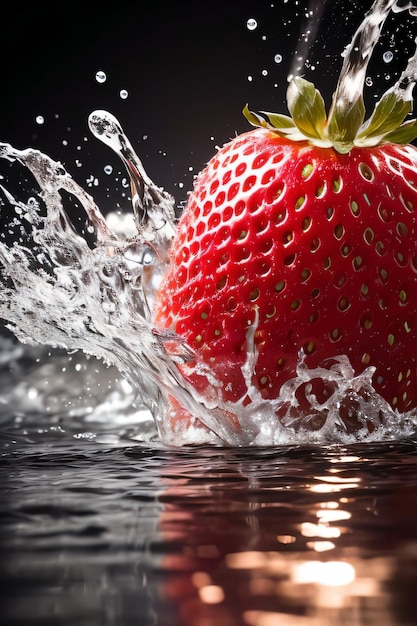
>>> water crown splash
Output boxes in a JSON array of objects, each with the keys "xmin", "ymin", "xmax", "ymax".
[{"xmin": 1, "ymin": 1, "xmax": 417, "ymax": 446}]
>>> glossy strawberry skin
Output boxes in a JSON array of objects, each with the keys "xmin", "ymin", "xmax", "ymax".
[{"xmin": 154, "ymin": 128, "xmax": 417, "ymax": 417}]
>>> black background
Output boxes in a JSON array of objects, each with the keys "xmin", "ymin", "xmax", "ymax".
[{"xmin": 0, "ymin": 0, "xmax": 416, "ymax": 213}]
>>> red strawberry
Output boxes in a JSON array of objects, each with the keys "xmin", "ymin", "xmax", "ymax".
[{"xmin": 153, "ymin": 71, "xmax": 417, "ymax": 433}]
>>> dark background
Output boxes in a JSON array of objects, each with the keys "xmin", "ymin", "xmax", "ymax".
[{"xmin": 0, "ymin": 0, "xmax": 416, "ymax": 213}]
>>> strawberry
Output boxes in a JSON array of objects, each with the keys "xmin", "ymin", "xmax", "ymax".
[{"xmin": 153, "ymin": 44, "xmax": 417, "ymax": 433}]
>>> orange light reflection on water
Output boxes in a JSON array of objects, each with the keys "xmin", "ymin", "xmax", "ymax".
[
  {"xmin": 157, "ymin": 454, "xmax": 405, "ymax": 626},
  {"xmin": 226, "ymin": 550, "xmax": 392, "ymax": 625},
  {"xmin": 223, "ymin": 471, "xmax": 394, "ymax": 626}
]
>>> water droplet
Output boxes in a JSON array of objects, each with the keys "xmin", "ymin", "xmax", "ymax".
[
  {"xmin": 365, "ymin": 76, "xmax": 373, "ymax": 86},
  {"xmin": 119, "ymin": 89, "xmax": 129, "ymax": 100},
  {"xmin": 247, "ymin": 75, "xmax": 253, "ymax": 82},
  {"xmin": 246, "ymin": 18, "xmax": 257, "ymax": 30},
  {"xmin": 86, "ymin": 174, "xmax": 99, "ymax": 187},
  {"xmin": 383, "ymin": 50, "xmax": 394, "ymax": 63},
  {"xmin": 261, "ymin": 69, "xmax": 268, "ymax": 76},
  {"xmin": 35, "ymin": 115, "xmax": 45, "ymax": 125},
  {"xmin": 104, "ymin": 165, "xmax": 113, "ymax": 175},
  {"xmin": 274, "ymin": 53, "xmax": 283, "ymax": 63},
  {"xmin": 95, "ymin": 70, "xmax": 107, "ymax": 84}
]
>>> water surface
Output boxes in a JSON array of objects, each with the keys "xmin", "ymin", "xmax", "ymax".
[{"xmin": 1, "ymin": 419, "xmax": 417, "ymax": 625}]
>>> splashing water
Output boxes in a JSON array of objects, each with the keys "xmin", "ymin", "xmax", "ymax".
[
  {"xmin": 1, "ymin": 1, "xmax": 417, "ymax": 447},
  {"xmin": 330, "ymin": 0, "xmax": 417, "ymax": 127}
]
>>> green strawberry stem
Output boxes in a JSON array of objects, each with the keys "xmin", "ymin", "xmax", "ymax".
[{"xmin": 244, "ymin": 0, "xmax": 417, "ymax": 153}]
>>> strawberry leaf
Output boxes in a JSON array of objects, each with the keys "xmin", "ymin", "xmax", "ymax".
[
  {"xmin": 286, "ymin": 78, "xmax": 327, "ymax": 140},
  {"xmin": 259, "ymin": 111, "xmax": 297, "ymax": 130},
  {"xmin": 383, "ymin": 118, "xmax": 417, "ymax": 144},
  {"xmin": 327, "ymin": 95, "xmax": 366, "ymax": 152},
  {"xmin": 357, "ymin": 91, "xmax": 412, "ymax": 139},
  {"xmin": 243, "ymin": 104, "xmax": 275, "ymax": 129},
  {"xmin": 243, "ymin": 104, "xmax": 296, "ymax": 133}
]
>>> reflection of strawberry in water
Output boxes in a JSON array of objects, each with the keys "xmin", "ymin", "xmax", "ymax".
[
  {"xmin": 152, "ymin": 448, "xmax": 417, "ymax": 625},
  {"xmin": 153, "ymin": 452, "xmax": 301, "ymax": 626},
  {"xmin": 153, "ymin": 3, "xmax": 417, "ymax": 433},
  {"xmin": 155, "ymin": 468, "xmax": 239, "ymax": 625}
]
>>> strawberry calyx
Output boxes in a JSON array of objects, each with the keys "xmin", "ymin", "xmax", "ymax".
[{"xmin": 244, "ymin": 75, "xmax": 417, "ymax": 154}]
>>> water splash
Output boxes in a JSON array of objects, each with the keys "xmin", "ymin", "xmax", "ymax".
[
  {"xmin": 330, "ymin": 0, "xmax": 417, "ymax": 119},
  {"xmin": 0, "ymin": 126, "xmax": 415, "ymax": 446},
  {"xmin": 1, "ymin": 3, "xmax": 417, "ymax": 446},
  {"xmin": 288, "ymin": 0, "xmax": 326, "ymax": 81},
  {"xmin": 0, "ymin": 134, "xmax": 254, "ymax": 446}
]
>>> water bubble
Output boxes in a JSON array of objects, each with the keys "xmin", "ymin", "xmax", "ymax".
[
  {"xmin": 95, "ymin": 70, "xmax": 107, "ymax": 84},
  {"xmin": 261, "ymin": 69, "xmax": 268, "ymax": 76},
  {"xmin": 104, "ymin": 165, "xmax": 113, "ymax": 175},
  {"xmin": 246, "ymin": 18, "xmax": 257, "ymax": 30},
  {"xmin": 365, "ymin": 76, "xmax": 373, "ymax": 86},
  {"xmin": 119, "ymin": 89, "xmax": 129, "ymax": 100},
  {"xmin": 35, "ymin": 115, "xmax": 45, "ymax": 125},
  {"xmin": 383, "ymin": 50, "xmax": 394, "ymax": 63},
  {"xmin": 274, "ymin": 53, "xmax": 283, "ymax": 63}
]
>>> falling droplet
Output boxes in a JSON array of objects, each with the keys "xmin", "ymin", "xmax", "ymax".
[
  {"xmin": 95, "ymin": 70, "xmax": 107, "ymax": 84},
  {"xmin": 246, "ymin": 18, "xmax": 257, "ymax": 31}
]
